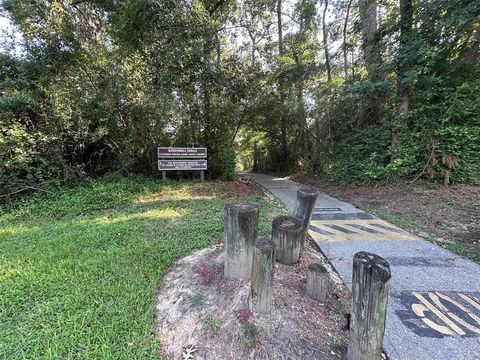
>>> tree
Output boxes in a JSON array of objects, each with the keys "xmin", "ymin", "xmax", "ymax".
[{"xmin": 391, "ymin": 0, "xmax": 414, "ymax": 159}]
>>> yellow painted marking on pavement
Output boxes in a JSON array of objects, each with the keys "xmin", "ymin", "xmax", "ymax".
[
  {"xmin": 309, "ymin": 218, "xmax": 416, "ymax": 242},
  {"xmin": 309, "ymin": 230, "xmax": 330, "ymax": 242},
  {"xmin": 412, "ymin": 303, "xmax": 455, "ymax": 335},
  {"xmin": 410, "ymin": 291, "xmax": 480, "ymax": 336},
  {"xmin": 411, "ymin": 292, "xmax": 466, "ymax": 335},
  {"xmin": 459, "ymin": 293, "xmax": 480, "ymax": 312},
  {"xmin": 434, "ymin": 292, "xmax": 480, "ymax": 334}
]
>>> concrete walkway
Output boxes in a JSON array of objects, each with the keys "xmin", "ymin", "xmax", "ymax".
[{"xmin": 244, "ymin": 173, "xmax": 480, "ymax": 360}]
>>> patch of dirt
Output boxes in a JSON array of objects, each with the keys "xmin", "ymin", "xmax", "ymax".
[
  {"xmin": 288, "ymin": 172, "xmax": 480, "ymax": 261},
  {"xmin": 155, "ymin": 242, "xmax": 349, "ymax": 359}
]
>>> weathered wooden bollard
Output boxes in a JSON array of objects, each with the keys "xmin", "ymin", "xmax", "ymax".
[
  {"xmin": 224, "ymin": 202, "xmax": 259, "ymax": 279},
  {"xmin": 272, "ymin": 215, "xmax": 302, "ymax": 264},
  {"xmin": 250, "ymin": 237, "xmax": 275, "ymax": 314},
  {"xmin": 292, "ymin": 186, "xmax": 318, "ymax": 247},
  {"xmin": 348, "ymin": 252, "xmax": 391, "ymax": 360},
  {"xmin": 306, "ymin": 263, "xmax": 329, "ymax": 302}
]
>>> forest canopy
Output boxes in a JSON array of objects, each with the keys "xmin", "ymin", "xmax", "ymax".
[{"xmin": 0, "ymin": 0, "xmax": 479, "ymax": 196}]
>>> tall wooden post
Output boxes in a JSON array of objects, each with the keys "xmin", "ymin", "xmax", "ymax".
[
  {"xmin": 348, "ymin": 252, "xmax": 391, "ymax": 360},
  {"xmin": 250, "ymin": 237, "xmax": 275, "ymax": 314},
  {"xmin": 272, "ymin": 216, "xmax": 302, "ymax": 264},
  {"xmin": 162, "ymin": 171, "xmax": 166, "ymax": 180},
  {"xmin": 293, "ymin": 186, "xmax": 318, "ymax": 247},
  {"xmin": 224, "ymin": 202, "xmax": 259, "ymax": 279}
]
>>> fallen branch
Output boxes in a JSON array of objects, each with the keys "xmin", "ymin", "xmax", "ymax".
[{"xmin": 0, "ymin": 185, "xmax": 50, "ymax": 198}]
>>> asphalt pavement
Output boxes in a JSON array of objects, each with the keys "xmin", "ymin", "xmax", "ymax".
[{"xmin": 244, "ymin": 172, "xmax": 480, "ymax": 360}]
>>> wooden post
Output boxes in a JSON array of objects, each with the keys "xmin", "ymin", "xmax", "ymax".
[
  {"xmin": 200, "ymin": 170, "xmax": 204, "ymax": 182},
  {"xmin": 348, "ymin": 252, "xmax": 391, "ymax": 360},
  {"xmin": 250, "ymin": 237, "xmax": 275, "ymax": 314},
  {"xmin": 162, "ymin": 170, "xmax": 166, "ymax": 180},
  {"xmin": 306, "ymin": 263, "xmax": 329, "ymax": 302},
  {"xmin": 292, "ymin": 186, "xmax": 318, "ymax": 247},
  {"xmin": 224, "ymin": 202, "xmax": 259, "ymax": 279},
  {"xmin": 271, "ymin": 216, "xmax": 302, "ymax": 264}
]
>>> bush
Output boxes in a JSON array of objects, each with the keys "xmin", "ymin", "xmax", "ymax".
[{"xmin": 208, "ymin": 148, "xmax": 236, "ymax": 181}]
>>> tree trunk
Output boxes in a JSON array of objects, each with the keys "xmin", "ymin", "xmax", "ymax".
[
  {"xmin": 247, "ymin": 28, "xmax": 257, "ymax": 67},
  {"xmin": 347, "ymin": 252, "xmax": 391, "ymax": 360},
  {"xmin": 277, "ymin": 0, "xmax": 284, "ymax": 56},
  {"xmin": 358, "ymin": 0, "xmax": 382, "ymax": 124},
  {"xmin": 272, "ymin": 216, "xmax": 303, "ymax": 264},
  {"xmin": 322, "ymin": 0, "xmax": 332, "ymax": 82},
  {"xmin": 306, "ymin": 263, "xmax": 329, "ymax": 302},
  {"xmin": 277, "ymin": 0, "xmax": 289, "ymax": 170},
  {"xmin": 250, "ymin": 237, "xmax": 275, "ymax": 314},
  {"xmin": 292, "ymin": 186, "xmax": 318, "ymax": 247},
  {"xmin": 224, "ymin": 202, "xmax": 259, "ymax": 279},
  {"xmin": 391, "ymin": 0, "xmax": 414, "ymax": 162},
  {"xmin": 252, "ymin": 142, "xmax": 259, "ymax": 172},
  {"xmin": 343, "ymin": 0, "xmax": 353, "ymax": 80},
  {"xmin": 460, "ymin": 26, "xmax": 480, "ymax": 65},
  {"xmin": 358, "ymin": 0, "xmax": 380, "ymax": 80}
]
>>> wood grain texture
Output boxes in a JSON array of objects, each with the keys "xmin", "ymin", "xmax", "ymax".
[
  {"xmin": 272, "ymin": 215, "xmax": 302, "ymax": 264},
  {"xmin": 224, "ymin": 202, "xmax": 259, "ymax": 279},
  {"xmin": 347, "ymin": 251, "xmax": 391, "ymax": 360},
  {"xmin": 292, "ymin": 186, "xmax": 318, "ymax": 247},
  {"xmin": 306, "ymin": 263, "xmax": 329, "ymax": 303},
  {"xmin": 250, "ymin": 237, "xmax": 275, "ymax": 314}
]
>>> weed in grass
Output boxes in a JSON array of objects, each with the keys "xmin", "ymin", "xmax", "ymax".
[
  {"xmin": 214, "ymin": 280, "xmax": 224, "ymax": 293},
  {"xmin": 368, "ymin": 198, "xmax": 384, "ymax": 206},
  {"xmin": 197, "ymin": 264, "xmax": 213, "ymax": 285},
  {"xmin": 330, "ymin": 336, "xmax": 345, "ymax": 359},
  {"xmin": 327, "ymin": 314, "xmax": 339, "ymax": 322},
  {"xmin": 331, "ymin": 336, "xmax": 342, "ymax": 349},
  {"xmin": 235, "ymin": 308, "xmax": 253, "ymax": 323},
  {"xmin": 202, "ymin": 316, "xmax": 222, "ymax": 333},
  {"xmin": 189, "ymin": 291, "xmax": 205, "ymax": 306},
  {"xmin": 331, "ymin": 298, "xmax": 345, "ymax": 315},
  {"xmin": 242, "ymin": 322, "xmax": 259, "ymax": 348}
]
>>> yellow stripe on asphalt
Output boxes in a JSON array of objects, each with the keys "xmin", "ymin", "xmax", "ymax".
[{"xmin": 309, "ymin": 218, "xmax": 417, "ymax": 242}]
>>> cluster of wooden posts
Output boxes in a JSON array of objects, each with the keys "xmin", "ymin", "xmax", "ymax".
[{"xmin": 223, "ymin": 186, "xmax": 392, "ymax": 360}]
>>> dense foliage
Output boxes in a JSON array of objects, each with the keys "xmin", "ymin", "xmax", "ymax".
[{"xmin": 0, "ymin": 0, "xmax": 478, "ymax": 195}]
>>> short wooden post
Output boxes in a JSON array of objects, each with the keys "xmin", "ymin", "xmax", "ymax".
[
  {"xmin": 200, "ymin": 170, "xmax": 204, "ymax": 182},
  {"xmin": 272, "ymin": 216, "xmax": 302, "ymax": 264},
  {"xmin": 292, "ymin": 186, "xmax": 318, "ymax": 247},
  {"xmin": 306, "ymin": 263, "xmax": 329, "ymax": 302},
  {"xmin": 348, "ymin": 252, "xmax": 391, "ymax": 360},
  {"xmin": 250, "ymin": 237, "xmax": 275, "ymax": 314},
  {"xmin": 224, "ymin": 202, "xmax": 259, "ymax": 279},
  {"xmin": 162, "ymin": 170, "xmax": 166, "ymax": 180}
]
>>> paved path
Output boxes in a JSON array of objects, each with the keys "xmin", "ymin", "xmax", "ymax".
[{"xmin": 244, "ymin": 173, "xmax": 480, "ymax": 360}]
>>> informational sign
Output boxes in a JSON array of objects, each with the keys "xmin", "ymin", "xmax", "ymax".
[
  {"xmin": 157, "ymin": 147, "xmax": 207, "ymax": 159},
  {"xmin": 158, "ymin": 160, "xmax": 207, "ymax": 171}
]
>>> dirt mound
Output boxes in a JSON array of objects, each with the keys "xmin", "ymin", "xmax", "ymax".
[{"xmin": 155, "ymin": 243, "xmax": 349, "ymax": 359}]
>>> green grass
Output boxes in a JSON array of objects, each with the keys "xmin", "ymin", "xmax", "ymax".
[
  {"xmin": 0, "ymin": 175, "xmax": 284, "ymax": 359},
  {"xmin": 367, "ymin": 210, "xmax": 431, "ymax": 231},
  {"xmin": 369, "ymin": 210, "xmax": 480, "ymax": 263}
]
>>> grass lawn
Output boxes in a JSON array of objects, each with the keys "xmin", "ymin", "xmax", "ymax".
[{"xmin": 0, "ymin": 175, "xmax": 285, "ymax": 359}]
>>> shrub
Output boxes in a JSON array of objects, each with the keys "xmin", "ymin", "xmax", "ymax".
[{"xmin": 208, "ymin": 147, "xmax": 236, "ymax": 181}]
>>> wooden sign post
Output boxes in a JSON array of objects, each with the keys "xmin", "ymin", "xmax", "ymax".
[{"xmin": 158, "ymin": 147, "xmax": 207, "ymax": 182}]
